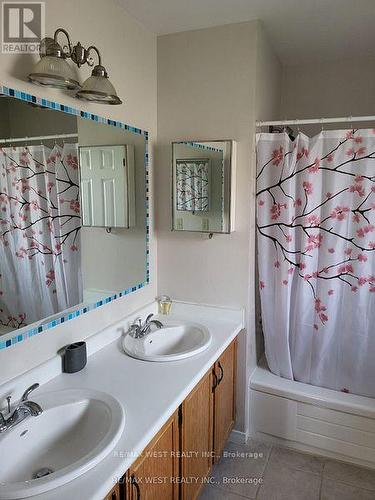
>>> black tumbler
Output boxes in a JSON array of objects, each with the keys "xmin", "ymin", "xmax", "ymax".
[{"xmin": 63, "ymin": 341, "xmax": 87, "ymax": 373}]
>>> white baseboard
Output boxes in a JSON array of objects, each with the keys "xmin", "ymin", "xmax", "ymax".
[{"xmin": 229, "ymin": 429, "xmax": 247, "ymax": 445}]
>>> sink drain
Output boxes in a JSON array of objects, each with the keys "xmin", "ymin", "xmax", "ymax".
[{"xmin": 33, "ymin": 467, "xmax": 54, "ymax": 479}]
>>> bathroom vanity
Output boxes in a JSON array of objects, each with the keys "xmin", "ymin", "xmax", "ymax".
[
  {"xmin": 121, "ymin": 337, "xmax": 236, "ymax": 500},
  {"xmin": 0, "ymin": 302, "xmax": 243, "ymax": 500}
]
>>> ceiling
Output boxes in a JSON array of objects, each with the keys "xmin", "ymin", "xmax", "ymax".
[{"xmin": 116, "ymin": 0, "xmax": 375, "ymax": 65}]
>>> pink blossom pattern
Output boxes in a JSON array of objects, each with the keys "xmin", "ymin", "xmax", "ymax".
[
  {"xmin": 308, "ymin": 158, "xmax": 320, "ymax": 173},
  {"xmin": 303, "ymin": 181, "xmax": 313, "ymax": 195},
  {"xmin": 257, "ymin": 128, "xmax": 375, "ymax": 333},
  {"xmin": 315, "ymin": 298, "xmax": 328, "ymax": 323},
  {"xmin": 307, "ymin": 214, "xmax": 320, "ymax": 226},
  {"xmin": 297, "ymin": 147, "xmax": 309, "ymax": 160},
  {"xmin": 0, "ymin": 144, "xmax": 81, "ymax": 328},
  {"xmin": 272, "ymin": 146, "xmax": 284, "ymax": 166},
  {"xmin": 305, "ymin": 234, "xmax": 323, "ymax": 252},
  {"xmin": 270, "ymin": 202, "xmax": 287, "ymax": 220},
  {"xmin": 330, "ymin": 206, "xmax": 350, "ymax": 221}
]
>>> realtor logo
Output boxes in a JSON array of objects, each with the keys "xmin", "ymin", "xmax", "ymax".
[{"xmin": 2, "ymin": 2, "xmax": 45, "ymax": 53}]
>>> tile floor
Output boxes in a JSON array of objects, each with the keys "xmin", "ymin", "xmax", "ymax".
[{"xmin": 199, "ymin": 440, "xmax": 375, "ymax": 500}]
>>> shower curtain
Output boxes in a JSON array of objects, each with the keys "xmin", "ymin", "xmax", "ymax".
[
  {"xmin": 0, "ymin": 144, "xmax": 82, "ymax": 330},
  {"xmin": 256, "ymin": 129, "xmax": 375, "ymax": 397},
  {"xmin": 176, "ymin": 159, "xmax": 210, "ymax": 211}
]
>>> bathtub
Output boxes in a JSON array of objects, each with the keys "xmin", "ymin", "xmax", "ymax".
[{"xmin": 249, "ymin": 360, "xmax": 375, "ymax": 469}]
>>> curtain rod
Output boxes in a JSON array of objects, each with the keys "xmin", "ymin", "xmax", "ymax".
[
  {"xmin": 0, "ymin": 133, "xmax": 78, "ymax": 144},
  {"xmin": 256, "ymin": 116, "xmax": 375, "ymax": 127}
]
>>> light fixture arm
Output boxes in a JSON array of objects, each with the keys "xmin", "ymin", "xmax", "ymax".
[
  {"xmin": 53, "ymin": 28, "xmax": 73, "ymax": 58},
  {"xmin": 86, "ymin": 46, "xmax": 102, "ymax": 67}
]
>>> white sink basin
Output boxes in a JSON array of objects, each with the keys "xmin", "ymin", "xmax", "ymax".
[
  {"xmin": 123, "ymin": 320, "xmax": 212, "ymax": 362},
  {"xmin": 0, "ymin": 388, "xmax": 125, "ymax": 499}
]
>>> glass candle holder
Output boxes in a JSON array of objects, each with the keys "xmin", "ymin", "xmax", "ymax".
[{"xmin": 157, "ymin": 295, "xmax": 172, "ymax": 315}]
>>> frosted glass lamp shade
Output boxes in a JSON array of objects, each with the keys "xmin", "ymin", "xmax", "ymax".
[
  {"xmin": 76, "ymin": 65, "xmax": 122, "ymax": 105},
  {"xmin": 28, "ymin": 56, "xmax": 81, "ymax": 90}
]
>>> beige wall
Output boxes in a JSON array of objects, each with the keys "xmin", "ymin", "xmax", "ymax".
[
  {"xmin": 281, "ymin": 56, "xmax": 375, "ymax": 135},
  {"xmin": 0, "ymin": 0, "xmax": 157, "ymax": 383},
  {"xmin": 156, "ymin": 21, "xmax": 281, "ymax": 433}
]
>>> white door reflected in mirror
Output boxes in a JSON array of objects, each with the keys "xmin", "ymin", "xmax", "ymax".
[{"xmin": 80, "ymin": 145, "xmax": 136, "ymax": 229}]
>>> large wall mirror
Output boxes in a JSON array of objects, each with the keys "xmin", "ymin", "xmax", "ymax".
[
  {"xmin": 172, "ymin": 140, "xmax": 235, "ymax": 234},
  {"xmin": 0, "ymin": 87, "xmax": 149, "ymax": 349}
]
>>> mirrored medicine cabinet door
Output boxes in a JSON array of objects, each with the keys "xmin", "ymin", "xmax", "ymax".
[{"xmin": 172, "ymin": 140, "xmax": 235, "ymax": 234}]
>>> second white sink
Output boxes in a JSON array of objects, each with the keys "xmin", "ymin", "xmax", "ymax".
[
  {"xmin": 123, "ymin": 320, "xmax": 212, "ymax": 362},
  {"xmin": 0, "ymin": 388, "xmax": 125, "ymax": 499}
]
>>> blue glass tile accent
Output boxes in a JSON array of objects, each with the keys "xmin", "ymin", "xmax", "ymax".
[
  {"xmin": 177, "ymin": 140, "xmax": 224, "ymax": 153},
  {"xmin": 0, "ymin": 84, "xmax": 151, "ymax": 351}
]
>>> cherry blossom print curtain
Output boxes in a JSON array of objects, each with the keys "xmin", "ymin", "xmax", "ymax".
[
  {"xmin": 176, "ymin": 159, "xmax": 210, "ymax": 211},
  {"xmin": 0, "ymin": 144, "xmax": 82, "ymax": 331},
  {"xmin": 256, "ymin": 129, "xmax": 375, "ymax": 397}
]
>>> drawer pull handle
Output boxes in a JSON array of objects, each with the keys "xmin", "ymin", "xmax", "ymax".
[
  {"xmin": 131, "ymin": 474, "xmax": 141, "ymax": 499},
  {"xmin": 218, "ymin": 361, "xmax": 224, "ymax": 384},
  {"xmin": 212, "ymin": 369, "xmax": 218, "ymax": 392}
]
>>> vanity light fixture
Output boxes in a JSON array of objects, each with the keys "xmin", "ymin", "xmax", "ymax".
[{"xmin": 28, "ymin": 28, "xmax": 122, "ymax": 105}]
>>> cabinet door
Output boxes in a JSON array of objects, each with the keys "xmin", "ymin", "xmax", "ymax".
[
  {"xmin": 181, "ymin": 370, "xmax": 214, "ymax": 500},
  {"xmin": 127, "ymin": 411, "xmax": 179, "ymax": 500},
  {"xmin": 104, "ymin": 483, "xmax": 120, "ymax": 500},
  {"xmin": 213, "ymin": 338, "xmax": 237, "ymax": 462}
]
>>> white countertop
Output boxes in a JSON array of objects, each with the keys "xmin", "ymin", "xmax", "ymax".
[{"xmin": 12, "ymin": 301, "xmax": 243, "ymax": 500}]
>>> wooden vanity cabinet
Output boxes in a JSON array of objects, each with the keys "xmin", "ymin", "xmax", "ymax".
[
  {"xmin": 212, "ymin": 339, "xmax": 237, "ymax": 462},
  {"xmin": 104, "ymin": 338, "xmax": 237, "ymax": 500},
  {"xmin": 180, "ymin": 338, "xmax": 237, "ymax": 499},
  {"xmin": 180, "ymin": 370, "xmax": 213, "ymax": 500},
  {"xmin": 125, "ymin": 411, "xmax": 180, "ymax": 500},
  {"xmin": 104, "ymin": 483, "xmax": 120, "ymax": 500}
]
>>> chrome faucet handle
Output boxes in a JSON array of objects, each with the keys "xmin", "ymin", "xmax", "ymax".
[
  {"xmin": 21, "ymin": 383, "xmax": 40, "ymax": 402},
  {"xmin": 6, "ymin": 396, "xmax": 11, "ymax": 413},
  {"xmin": 22, "ymin": 400, "xmax": 43, "ymax": 416},
  {"xmin": 0, "ymin": 412, "xmax": 5, "ymax": 432},
  {"xmin": 144, "ymin": 313, "xmax": 154, "ymax": 324},
  {"xmin": 128, "ymin": 323, "xmax": 141, "ymax": 339}
]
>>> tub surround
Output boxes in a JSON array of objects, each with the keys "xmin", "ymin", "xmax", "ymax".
[
  {"xmin": 250, "ymin": 362, "xmax": 375, "ymax": 470},
  {"xmin": 0, "ymin": 301, "xmax": 244, "ymax": 500}
]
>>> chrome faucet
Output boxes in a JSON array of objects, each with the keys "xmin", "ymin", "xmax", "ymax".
[
  {"xmin": 0, "ymin": 383, "xmax": 43, "ymax": 433},
  {"xmin": 128, "ymin": 313, "xmax": 163, "ymax": 339}
]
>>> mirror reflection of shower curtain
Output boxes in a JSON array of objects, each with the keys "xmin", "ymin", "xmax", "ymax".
[
  {"xmin": 256, "ymin": 129, "xmax": 375, "ymax": 398},
  {"xmin": 176, "ymin": 159, "xmax": 209, "ymax": 211},
  {"xmin": 0, "ymin": 144, "xmax": 82, "ymax": 330}
]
